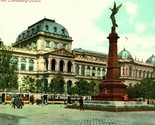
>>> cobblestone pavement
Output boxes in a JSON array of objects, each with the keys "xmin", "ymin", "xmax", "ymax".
[{"xmin": 0, "ymin": 104, "xmax": 155, "ymax": 125}]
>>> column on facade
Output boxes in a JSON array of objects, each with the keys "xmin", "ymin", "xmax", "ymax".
[
  {"xmin": 126, "ymin": 66, "xmax": 129, "ymax": 76},
  {"xmin": 18, "ymin": 57, "xmax": 21, "ymax": 71},
  {"xmin": 48, "ymin": 58, "xmax": 51, "ymax": 71},
  {"xmin": 84, "ymin": 66, "xmax": 87, "ymax": 76},
  {"xmin": 38, "ymin": 56, "xmax": 46, "ymax": 71},
  {"xmin": 79, "ymin": 65, "xmax": 81, "ymax": 76},
  {"xmin": 100, "ymin": 68, "xmax": 103, "ymax": 78},
  {"xmin": 64, "ymin": 60, "xmax": 67, "ymax": 73},
  {"xmin": 95, "ymin": 67, "xmax": 98, "ymax": 77},
  {"xmin": 90, "ymin": 66, "xmax": 92, "ymax": 76},
  {"xmin": 26, "ymin": 58, "xmax": 29, "ymax": 71},
  {"xmin": 55, "ymin": 58, "xmax": 60, "ymax": 72},
  {"xmin": 33, "ymin": 59, "xmax": 37, "ymax": 72},
  {"xmin": 71, "ymin": 61, "xmax": 75, "ymax": 74}
]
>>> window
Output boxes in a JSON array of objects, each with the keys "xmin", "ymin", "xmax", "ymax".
[
  {"xmin": 54, "ymin": 27, "xmax": 57, "ymax": 32},
  {"xmin": 81, "ymin": 66, "xmax": 85, "ymax": 76},
  {"xmin": 27, "ymin": 31, "xmax": 30, "ymax": 36},
  {"xmin": 34, "ymin": 41, "xmax": 37, "ymax": 48},
  {"xmin": 87, "ymin": 66, "xmax": 90, "ymax": 76},
  {"xmin": 97, "ymin": 68, "xmax": 100, "ymax": 77},
  {"xmin": 32, "ymin": 28, "xmax": 34, "ymax": 34},
  {"xmin": 54, "ymin": 42, "xmax": 58, "ymax": 48},
  {"xmin": 45, "ymin": 25, "xmax": 49, "ymax": 31},
  {"xmin": 21, "ymin": 58, "xmax": 26, "ymax": 70},
  {"xmin": 62, "ymin": 29, "xmax": 65, "ymax": 34},
  {"xmin": 129, "ymin": 67, "xmax": 132, "ymax": 77},
  {"xmin": 46, "ymin": 40, "xmax": 50, "ymax": 48},
  {"xmin": 62, "ymin": 44, "xmax": 67, "ymax": 49},
  {"xmin": 29, "ymin": 59, "xmax": 34, "ymax": 71},
  {"xmin": 102, "ymin": 68, "xmax": 105, "ymax": 76},
  {"xmin": 12, "ymin": 57, "xmax": 18, "ymax": 70},
  {"xmin": 76, "ymin": 65, "xmax": 79, "ymax": 75},
  {"xmin": 92, "ymin": 67, "xmax": 95, "ymax": 76},
  {"xmin": 37, "ymin": 25, "xmax": 40, "ymax": 31},
  {"xmin": 67, "ymin": 61, "xmax": 72, "ymax": 73}
]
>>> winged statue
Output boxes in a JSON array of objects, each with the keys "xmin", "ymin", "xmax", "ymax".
[{"xmin": 110, "ymin": 2, "xmax": 122, "ymax": 27}]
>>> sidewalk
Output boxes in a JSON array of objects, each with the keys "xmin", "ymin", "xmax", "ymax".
[{"xmin": 0, "ymin": 104, "xmax": 155, "ymax": 125}]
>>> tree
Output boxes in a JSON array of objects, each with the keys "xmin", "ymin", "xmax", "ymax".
[
  {"xmin": 88, "ymin": 80, "xmax": 99, "ymax": 96},
  {"xmin": 49, "ymin": 73, "xmax": 65, "ymax": 94},
  {"xmin": 0, "ymin": 44, "xmax": 18, "ymax": 91},
  {"xmin": 126, "ymin": 78, "xmax": 155, "ymax": 100},
  {"xmin": 75, "ymin": 79, "xmax": 90, "ymax": 96}
]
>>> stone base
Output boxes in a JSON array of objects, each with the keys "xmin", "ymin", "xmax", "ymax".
[
  {"xmin": 84, "ymin": 100, "xmax": 148, "ymax": 107},
  {"xmin": 92, "ymin": 82, "xmax": 127, "ymax": 101}
]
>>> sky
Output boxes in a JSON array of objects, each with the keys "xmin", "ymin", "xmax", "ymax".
[{"xmin": 0, "ymin": 0, "xmax": 155, "ymax": 62}]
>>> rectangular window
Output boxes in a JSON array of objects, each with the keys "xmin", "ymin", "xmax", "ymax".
[
  {"xmin": 46, "ymin": 41, "xmax": 50, "ymax": 48},
  {"xmin": 62, "ymin": 44, "xmax": 67, "ymax": 49},
  {"xmin": 54, "ymin": 42, "xmax": 58, "ymax": 48}
]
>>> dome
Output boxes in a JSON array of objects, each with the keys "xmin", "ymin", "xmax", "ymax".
[
  {"xmin": 16, "ymin": 18, "xmax": 69, "ymax": 42},
  {"xmin": 118, "ymin": 48, "xmax": 133, "ymax": 60},
  {"xmin": 146, "ymin": 54, "xmax": 155, "ymax": 64}
]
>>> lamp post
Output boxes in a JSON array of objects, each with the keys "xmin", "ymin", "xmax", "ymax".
[
  {"xmin": 41, "ymin": 81, "xmax": 44, "ymax": 106},
  {"xmin": 18, "ymin": 66, "xmax": 21, "ymax": 93}
]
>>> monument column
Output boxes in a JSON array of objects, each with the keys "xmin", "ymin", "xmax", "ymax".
[
  {"xmin": 92, "ymin": 2, "xmax": 127, "ymax": 101},
  {"xmin": 106, "ymin": 27, "xmax": 119, "ymax": 81}
]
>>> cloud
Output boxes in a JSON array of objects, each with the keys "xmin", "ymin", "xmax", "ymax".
[
  {"xmin": 136, "ymin": 23, "xmax": 146, "ymax": 32},
  {"xmin": 124, "ymin": 1, "xmax": 138, "ymax": 24}
]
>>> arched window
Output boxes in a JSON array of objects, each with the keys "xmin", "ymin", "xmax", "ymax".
[
  {"xmin": 29, "ymin": 59, "xmax": 34, "ymax": 71},
  {"xmin": 129, "ymin": 67, "xmax": 132, "ymax": 77},
  {"xmin": 59, "ymin": 60, "xmax": 64, "ymax": 72},
  {"xmin": 67, "ymin": 61, "xmax": 72, "ymax": 73},
  {"xmin": 139, "ymin": 70, "xmax": 142, "ymax": 78},
  {"xmin": 147, "ymin": 71, "xmax": 150, "ymax": 78},
  {"xmin": 45, "ymin": 59, "xmax": 48, "ymax": 71},
  {"xmin": 67, "ymin": 80, "xmax": 72, "ymax": 95},
  {"xmin": 102, "ymin": 68, "xmax": 105, "ymax": 76},
  {"xmin": 136, "ymin": 69, "xmax": 138, "ymax": 78},
  {"xmin": 51, "ymin": 59, "xmax": 56, "ymax": 71},
  {"xmin": 76, "ymin": 65, "xmax": 79, "ymax": 75},
  {"xmin": 87, "ymin": 66, "xmax": 90, "ymax": 76},
  {"xmin": 21, "ymin": 58, "xmax": 26, "ymax": 70},
  {"xmin": 143, "ymin": 71, "xmax": 146, "ymax": 78},
  {"xmin": 97, "ymin": 68, "xmax": 100, "ymax": 77},
  {"xmin": 122, "ymin": 67, "xmax": 125, "ymax": 75},
  {"xmin": 12, "ymin": 57, "xmax": 18, "ymax": 70},
  {"xmin": 92, "ymin": 67, "xmax": 95, "ymax": 76},
  {"xmin": 81, "ymin": 66, "xmax": 85, "ymax": 76}
]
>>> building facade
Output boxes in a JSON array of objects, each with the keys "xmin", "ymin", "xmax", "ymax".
[{"xmin": 1, "ymin": 18, "xmax": 155, "ymax": 92}]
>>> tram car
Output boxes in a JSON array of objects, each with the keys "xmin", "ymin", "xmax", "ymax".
[{"xmin": 0, "ymin": 92, "xmax": 30, "ymax": 104}]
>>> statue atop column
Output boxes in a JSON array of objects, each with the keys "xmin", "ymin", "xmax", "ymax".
[{"xmin": 110, "ymin": 2, "xmax": 122, "ymax": 27}]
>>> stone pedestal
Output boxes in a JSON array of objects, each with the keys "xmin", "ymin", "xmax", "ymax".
[{"xmin": 92, "ymin": 27, "xmax": 127, "ymax": 101}]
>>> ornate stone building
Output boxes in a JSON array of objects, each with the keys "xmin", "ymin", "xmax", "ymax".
[
  {"xmin": 10, "ymin": 18, "xmax": 107, "ymax": 91},
  {"xmin": 118, "ymin": 48, "xmax": 155, "ymax": 85},
  {"xmin": 1, "ymin": 18, "xmax": 155, "ymax": 91}
]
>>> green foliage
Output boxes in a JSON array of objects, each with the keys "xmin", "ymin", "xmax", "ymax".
[
  {"xmin": 0, "ymin": 46, "xmax": 18, "ymax": 91},
  {"xmin": 49, "ymin": 73, "xmax": 65, "ymax": 94},
  {"xmin": 126, "ymin": 78, "xmax": 155, "ymax": 99},
  {"xmin": 22, "ymin": 76, "xmax": 36, "ymax": 93},
  {"xmin": 66, "ymin": 104, "xmax": 155, "ymax": 112}
]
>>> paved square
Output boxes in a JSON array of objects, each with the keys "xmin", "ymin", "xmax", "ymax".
[{"xmin": 0, "ymin": 104, "xmax": 155, "ymax": 125}]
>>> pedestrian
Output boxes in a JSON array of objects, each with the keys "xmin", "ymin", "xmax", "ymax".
[
  {"xmin": 30, "ymin": 95, "xmax": 34, "ymax": 105},
  {"xmin": 79, "ymin": 97, "xmax": 84, "ymax": 111},
  {"xmin": 11, "ymin": 96, "xmax": 15, "ymax": 108}
]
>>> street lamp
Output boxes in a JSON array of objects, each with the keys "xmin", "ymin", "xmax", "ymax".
[
  {"xmin": 18, "ymin": 66, "xmax": 21, "ymax": 93},
  {"xmin": 41, "ymin": 81, "xmax": 44, "ymax": 106}
]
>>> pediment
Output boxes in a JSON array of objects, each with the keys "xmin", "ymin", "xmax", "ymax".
[{"xmin": 48, "ymin": 48, "xmax": 74, "ymax": 57}]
